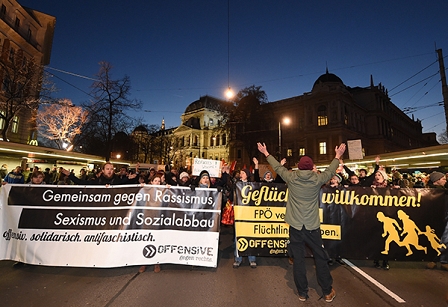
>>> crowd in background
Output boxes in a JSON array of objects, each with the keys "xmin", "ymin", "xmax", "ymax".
[{"xmin": 1, "ymin": 160, "xmax": 446, "ymax": 189}]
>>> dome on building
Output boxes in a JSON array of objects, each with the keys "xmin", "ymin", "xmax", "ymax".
[
  {"xmin": 311, "ymin": 70, "xmax": 346, "ymax": 93},
  {"xmin": 133, "ymin": 125, "xmax": 148, "ymax": 134},
  {"xmin": 184, "ymin": 95, "xmax": 227, "ymax": 113}
]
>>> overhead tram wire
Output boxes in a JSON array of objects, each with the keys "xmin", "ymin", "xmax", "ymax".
[
  {"xmin": 44, "ymin": 69, "xmax": 95, "ymax": 99},
  {"xmin": 44, "ymin": 53, "xmax": 438, "ymax": 98},
  {"xmin": 388, "ymin": 58, "xmax": 439, "ymax": 93},
  {"xmin": 45, "ymin": 66, "xmax": 100, "ymax": 81},
  {"xmin": 389, "ymin": 72, "xmax": 440, "ymax": 97}
]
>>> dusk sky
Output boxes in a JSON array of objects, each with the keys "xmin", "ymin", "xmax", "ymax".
[{"xmin": 19, "ymin": 0, "xmax": 448, "ymax": 137}]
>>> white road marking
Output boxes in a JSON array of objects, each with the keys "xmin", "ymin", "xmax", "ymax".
[{"xmin": 342, "ymin": 258, "xmax": 406, "ymax": 303}]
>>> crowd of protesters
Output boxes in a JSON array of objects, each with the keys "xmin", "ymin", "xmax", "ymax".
[{"xmin": 1, "ymin": 159, "xmax": 447, "ymax": 275}]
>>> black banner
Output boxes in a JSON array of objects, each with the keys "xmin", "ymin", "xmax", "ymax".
[{"xmin": 234, "ymin": 182, "xmax": 448, "ymax": 261}]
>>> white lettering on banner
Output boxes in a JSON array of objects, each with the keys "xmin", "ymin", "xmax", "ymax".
[
  {"xmin": 154, "ymin": 190, "xmax": 215, "ymax": 206},
  {"xmin": 54, "ymin": 212, "xmax": 107, "ymax": 226},
  {"xmin": 135, "ymin": 212, "xmax": 215, "ymax": 228},
  {"xmin": 43, "ymin": 189, "xmax": 112, "ymax": 204}
]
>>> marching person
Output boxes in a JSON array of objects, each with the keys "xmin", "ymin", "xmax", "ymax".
[{"xmin": 257, "ymin": 141, "xmax": 346, "ymax": 303}]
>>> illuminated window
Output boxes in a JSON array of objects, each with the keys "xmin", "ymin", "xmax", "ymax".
[
  {"xmin": 319, "ymin": 142, "xmax": 327, "ymax": 155},
  {"xmin": 287, "ymin": 149, "xmax": 292, "ymax": 157},
  {"xmin": 0, "ymin": 111, "xmax": 5, "ymax": 129},
  {"xmin": 11, "ymin": 115, "xmax": 19, "ymax": 133},
  {"xmin": 317, "ymin": 105, "xmax": 328, "ymax": 126},
  {"xmin": 299, "ymin": 147, "xmax": 305, "ymax": 156}
]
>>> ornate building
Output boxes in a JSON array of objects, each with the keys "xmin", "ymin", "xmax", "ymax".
[
  {"xmin": 231, "ymin": 71, "xmax": 438, "ymax": 168},
  {"xmin": 0, "ymin": 0, "xmax": 55, "ymax": 144},
  {"xmin": 171, "ymin": 95, "xmax": 230, "ymax": 170},
  {"xmin": 145, "ymin": 72, "xmax": 438, "ymax": 171}
]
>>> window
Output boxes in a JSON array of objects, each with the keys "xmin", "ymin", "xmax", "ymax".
[
  {"xmin": 319, "ymin": 142, "xmax": 327, "ymax": 155},
  {"xmin": 210, "ymin": 136, "xmax": 214, "ymax": 146},
  {"xmin": 287, "ymin": 149, "xmax": 292, "ymax": 157},
  {"xmin": 27, "ymin": 29, "xmax": 31, "ymax": 42},
  {"xmin": 299, "ymin": 147, "xmax": 305, "ymax": 156},
  {"xmin": 222, "ymin": 134, "xmax": 227, "ymax": 145},
  {"xmin": 14, "ymin": 17, "xmax": 20, "ymax": 30},
  {"xmin": 216, "ymin": 135, "xmax": 220, "ymax": 146},
  {"xmin": 0, "ymin": 5, "xmax": 6, "ymax": 17},
  {"xmin": 0, "ymin": 111, "xmax": 5, "ymax": 129},
  {"xmin": 317, "ymin": 105, "xmax": 328, "ymax": 126},
  {"xmin": 11, "ymin": 115, "xmax": 19, "ymax": 133},
  {"xmin": 194, "ymin": 135, "xmax": 198, "ymax": 146}
]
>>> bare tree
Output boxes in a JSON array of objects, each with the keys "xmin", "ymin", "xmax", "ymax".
[
  {"xmin": 225, "ymin": 85, "xmax": 270, "ymax": 160},
  {"xmin": 438, "ymin": 130, "xmax": 448, "ymax": 144},
  {"xmin": 0, "ymin": 54, "xmax": 53, "ymax": 142},
  {"xmin": 35, "ymin": 99, "xmax": 88, "ymax": 150},
  {"xmin": 81, "ymin": 62, "xmax": 141, "ymax": 160}
]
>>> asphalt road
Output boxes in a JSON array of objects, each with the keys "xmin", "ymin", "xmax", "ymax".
[{"xmin": 0, "ymin": 226, "xmax": 446, "ymax": 307}]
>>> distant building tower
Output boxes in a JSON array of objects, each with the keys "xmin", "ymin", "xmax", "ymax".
[{"xmin": 161, "ymin": 118, "xmax": 165, "ymax": 130}]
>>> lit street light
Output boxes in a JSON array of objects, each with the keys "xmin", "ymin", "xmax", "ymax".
[{"xmin": 278, "ymin": 117, "xmax": 291, "ymax": 159}]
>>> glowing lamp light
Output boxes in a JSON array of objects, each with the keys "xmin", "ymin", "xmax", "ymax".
[{"xmin": 225, "ymin": 87, "xmax": 234, "ymax": 99}]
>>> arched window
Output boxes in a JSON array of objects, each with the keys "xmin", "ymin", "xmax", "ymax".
[
  {"xmin": 210, "ymin": 136, "xmax": 214, "ymax": 146},
  {"xmin": 222, "ymin": 134, "xmax": 227, "ymax": 145},
  {"xmin": 216, "ymin": 135, "xmax": 220, "ymax": 146},
  {"xmin": 317, "ymin": 105, "xmax": 328, "ymax": 126}
]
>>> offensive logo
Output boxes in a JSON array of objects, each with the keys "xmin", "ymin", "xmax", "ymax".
[{"xmin": 143, "ymin": 245, "xmax": 157, "ymax": 258}]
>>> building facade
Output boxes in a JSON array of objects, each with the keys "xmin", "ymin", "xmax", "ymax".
[
  {"xmin": 230, "ymin": 71, "xmax": 438, "ymax": 168},
  {"xmin": 0, "ymin": 0, "xmax": 55, "ymax": 144},
  {"xmin": 144, "ymin": 73, "xmax": 438, "ymax": 172},
  {"xmin": 170, "ymin": 95, "xmax": 230, "ymax": 170}
]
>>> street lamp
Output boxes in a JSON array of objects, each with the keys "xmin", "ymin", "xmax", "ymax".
[{"xmin": 278, "ymin": 117, "xmax": 291, "ymax": 159}]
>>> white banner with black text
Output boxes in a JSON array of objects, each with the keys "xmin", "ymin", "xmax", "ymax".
[{"xmin": 0, "ymin": 184, "xmax": 222, "ymax": 268}]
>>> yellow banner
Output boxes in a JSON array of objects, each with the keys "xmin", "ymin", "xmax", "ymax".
[
  {"xmin": 235, "ymin": 221, "xmax": 289, "ymax": 238},
  {"xmin": 234, "ymin": 206, "xmax": 286, "ymax": 221},
  {"xmin": 321, "ymin": 224, "xmax": 341, "ymax": 240}
]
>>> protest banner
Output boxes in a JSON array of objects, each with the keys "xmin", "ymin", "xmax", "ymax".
[
  {"xmin": 234, "ymin": 182, "xmax": 447, "ymax": 261},
  {"xmin": 0, "ymin": 184, "xmax": 222, "ymax": 268}
]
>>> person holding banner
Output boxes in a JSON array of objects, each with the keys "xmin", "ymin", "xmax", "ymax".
[
  {"xmin": 62, "ymin": 162, "xmax": 138, "ymax": 185},
  {"xmin": 138, "ymin": 174, "xmax": 166, "ymax": 274},
  {"xmin": 343, "ymin": 156, "xmax": 380, "ymax": 187},
  {"xmin": 426, "ymin": 171, "xmax": 448, "ymax": 271},
  {"xmin": 257, "ymin": 141, "xmax": 346, "ymax": 303},
  {"xmin": 233, "ymin": 167, "xmax": 258, "ymax": 269}
]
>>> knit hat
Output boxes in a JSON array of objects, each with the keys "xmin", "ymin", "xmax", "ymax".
[
  {"xmin": 298, "ymin": 156, "xmax": 314, "ymax": 170},
  {"xmin": 334, "ymin": 174, "xmax": 342, "ymax": 183},
  {"xmin": 179, "ymin": 172, "xmax": 189, "ymax": 180},
  {"xmin": 377, "ymin": 169, "xmax": 388, "ymax": 181},
  {"xmin": 429, "ymin": 171, "xmax": 445, "ymax": 183},
  {"xmin": 199, "ymin": 170, "xmax": 210, "ymax": 179},
  {"xmin": 241, "ymin": 168, "xmax": 251, "ymax": 179}
]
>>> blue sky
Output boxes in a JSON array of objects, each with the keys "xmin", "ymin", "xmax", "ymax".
[{"xmin": 19, "ymin": 0, "xmax": 448, "ymax": 137}]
